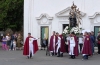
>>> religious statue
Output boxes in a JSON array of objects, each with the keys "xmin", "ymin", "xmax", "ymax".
[
  {"xmin": 69, "ymin": 2, "xmax": 81, "ymax": 28},
  {"xmin": 63, "ymin": 2, "xmax": 82, "ymax": 35},
  {"xmin": 69, "ymin": 12, "xmax": 77, "ymax": 27}
]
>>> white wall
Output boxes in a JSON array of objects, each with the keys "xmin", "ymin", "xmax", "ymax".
[
  {"xmin": 33, "ymin": 0, "xmax": 100, "ymax": 32},
  {"xmin": 24, "ymin": 0, "xmax": 100, "ymax": 45}
]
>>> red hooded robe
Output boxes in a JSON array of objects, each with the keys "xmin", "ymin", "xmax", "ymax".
[
  {"xmin": 73, "ymin": 36, "xmax": 79, "ymax": 56},
  {"xmin": 23, "ymin": 37, "xmax": 38, "ymax": 55},
  {"xmin": 82, "ymin": 35, "xmax": 92, "ymax": 55},
  {"xmin": 59, "ymin": 35, "xmax": 66, "ymax": 53},
  {"xmin": 49, "ymin": 35, "xmax": 58, "ymax": 52}
]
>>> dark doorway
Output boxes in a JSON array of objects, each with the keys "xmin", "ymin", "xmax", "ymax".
[
  {"xmin": 94, "ymin": 26, "xmax": 100, "ymax": 46},
  {"xmin": 40, "ymin": 26, "xmax": 49, "ymax": 50},
  {"xmin": 63, "ymin": 24, "xmax": 69, "ymax": 31}
]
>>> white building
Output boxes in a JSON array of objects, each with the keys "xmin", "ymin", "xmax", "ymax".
[{"xmin": 24, "ymin": 0, "xmax": 100, "ymax": 46}]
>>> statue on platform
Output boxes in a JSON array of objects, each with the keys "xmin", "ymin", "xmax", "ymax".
[
  {"xmin": 63, "ymin": 2, "xmax": 82, "ymax": 35},
  {"xmin": 69, "ymin": 12, "xmax": 77, "ymax": 27},
  {"xmin": 69, "ymin": 2, "xmax": 81, "ymax": 28}
]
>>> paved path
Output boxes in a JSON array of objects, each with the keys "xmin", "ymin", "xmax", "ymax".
[{"xmin": 0, "ymin": 49, "xmax": 100, "ymax": 65}]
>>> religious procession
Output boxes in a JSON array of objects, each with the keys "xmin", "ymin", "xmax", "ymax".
[
  {"xmin": 22, "ymin": 30, "xmax": 100, "ymax": 61},
  {"xmin": 1, "ymin": 29, "xmax": 99, "ymax": 61},
  {"xmin": 1, "ymin": 0, "xmax": 100, "ymax": 65},
  {"xmin": 47, "ymin": 31, "xmax": 97, "ymax": 60},
  {"xmin": 22, "ymin": 3, "xmax": 100, "ymax": 60}
]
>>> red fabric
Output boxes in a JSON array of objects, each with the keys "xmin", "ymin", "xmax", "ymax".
[
  {"xmin": 23, "ymin": 36, "xmax": 38, "ymax": 55},
  {"xmin": 33, "ymin": 40, "xmax": 38, "ymax": 54},
  {"xmin": 59, "ymin": 35, "xmax": 66, "ymax": 52},
  {"xmin": 82, "ymin": 35, "xmax": 92, "ymax": 55},
  {"xmin": 73, "ymin": 36, "xmax": 79, "ymax": 56},
  {"xmin": 68, "ymin": 40, "xmax": 70, "ymax": 53},
  {"xmin": 49, "ymin": 35, "xmax": 58, "ymax": 52},
  {"xmin": 68, "ymin": 36, "xmax": 79, "ymax": 56},
  {"xmin": 23, "ymin": 37, "xmax": 30, "ymax": 55},
  {"xmin": 98, "ymin": 41, "xmax": 100, "ymax": 44},
  {"xmin": 97, "ymin": 35, "xmax": 100, "ymax": 44}
]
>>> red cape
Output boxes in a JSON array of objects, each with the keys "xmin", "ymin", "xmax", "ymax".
[
  {"xmin": 49, "ymin": 35, "xmax": 58, "ymax": 52},
  {"xmin": 23, "ymin": 37, "xmax": 38, "ymax": 55},
  {"xmin": 82, "ymin": 35, "xmax": 92, "ymax": 55},
  {"xmin": 59, "ymin": 35, "xmax": 66, "ymax": 53},
  {"xmin": 68, "ymin": 36, "xmax": 79, "ymax": 56},
  {"xmin": 73, "ymin": 36, "xmax": 79, "ymax": 56}
]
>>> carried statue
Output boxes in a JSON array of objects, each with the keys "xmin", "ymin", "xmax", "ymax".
[
  {"xmin": 63, "ymin": 2, "xmax": 83, "ymax": 35},
  {"xmin": 69, "ymin": 2, "xmax": 81, "ymax": 28},
  {"xmin": 69, "ymin": 11, "xmax": 77, "ymax": 27}
]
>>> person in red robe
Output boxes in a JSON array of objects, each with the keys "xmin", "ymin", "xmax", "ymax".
[
  {"xmin": 49, "ymin": 31, "xmax": 58, "ymax": 56},
  {"xmin": 55, "ymin": 33, "xmax": 66, "ymax": 57},
  {"xmin": 23, "ymin": 33, "xmax": 38, "ymax": 59},
  {"xmin": 82, "ymin": 32, "xmax": 92, "ymax": 60},
  {"xmin": 68, "ymin": 32, "xmax": 79, "ymax": 59},
  {"xmin": 73, "ymin": 33, "xmax": 79, "ymax": 56},
  {"xmin": 59, "ymin": 34, "xmax": 66, "ymax": 57}
]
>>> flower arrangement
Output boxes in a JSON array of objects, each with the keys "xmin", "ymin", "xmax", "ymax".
[
  {"xmin": 70, "ymin": 27, "xmax": 80, "ymax": 35},
  {"xmin": 63, "ymin": 26, "xmax": 83, "ymax": 35},
  {"xmin": 63, "ymin": 26, "xmax": 69, "ymax": 34}
]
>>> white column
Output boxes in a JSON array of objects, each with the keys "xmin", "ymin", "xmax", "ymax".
[
  {"xmin": 24, "ymin": 0, "xmax": 29, "ymax": 41},
  {"xmin": 24, "ymin": 0, "xmax": 34, "ymax": 42},
  {"xmin": 30, "ymin": 0, "xmax": 34, "ymax": 36}
]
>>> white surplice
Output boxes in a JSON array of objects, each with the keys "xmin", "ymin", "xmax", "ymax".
[
  {"xmin": 56, "ymin": 36, "xmax": 61, "ymax": 53},
  {"xmin": 69, "ymin": 37, "xmax": 75, "ymax": 55},
  {"xmin": 28, "ymin": 38, "xmax": 37, "ymax": 57}
]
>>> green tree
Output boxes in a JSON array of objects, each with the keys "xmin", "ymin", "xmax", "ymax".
[{"xmin": 0, "ymin": 0, "xmax": 23, "ymax": 31}]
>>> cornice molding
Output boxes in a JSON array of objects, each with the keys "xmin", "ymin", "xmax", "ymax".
[
  {"xmin": 36, "ymin": 13, "xmax": 53, "ymax": 20},
  {"xmin": 89, "ymin": 12, "xmax": 100, "ymax": 19},
  {"xmin": 36, "ymin": 13, "xmax": 53, "ymax": 25},
  {"xmin": 56, "ymin": 7, "xmax": 86, "ymax": 17}
]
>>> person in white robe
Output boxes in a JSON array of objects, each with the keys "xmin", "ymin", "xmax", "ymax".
[
  {"xmin": 28, "ymin": 38, "xmax": 39, "ymax": 58},
  {"xmin": 69, "ymin": 34, "xmax": 76, "ymax": 59},
  {"xmin": 56, "ymin": 33, "xmax": 61, "ymax": 57}
]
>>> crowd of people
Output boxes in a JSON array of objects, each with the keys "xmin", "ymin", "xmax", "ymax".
[
  {"xmin": 1, "ymin": 33, "xmax": 23, "ymax": 51},
  {"xmin": 47, "ymin": 31, "xmax": 100, "ymax": 60},
  {"xmin": 1, "ymin": 31, "xmax": 100, "ymax": 60},
  {"xmin": 22, "ymin": 31, "xmax": 100, "ymax": 60}
]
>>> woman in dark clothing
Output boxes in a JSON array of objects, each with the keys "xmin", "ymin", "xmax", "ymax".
[{"xmin": 41, "ymin": 38, "xmax": 48, "ymax": 50}]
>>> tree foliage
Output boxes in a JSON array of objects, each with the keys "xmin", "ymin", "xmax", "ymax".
[{"xmin": 0, "ymin": 0, "xmax": 23, "ymax": 31}]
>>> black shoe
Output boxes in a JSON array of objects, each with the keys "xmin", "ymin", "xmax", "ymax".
[
  {"xmin": 30, "ymin": 53, "xmax": 32, "ymax": 58},
  {"xmin": 55, "ymin": 53, "xmax": 57, "ymax": 55},
  {"xmin": 72, "ymin": 55, "xmax": 74, "ymax": 59},
  {"xmin": 57, "ymin": 53, "xmax": 60, "ymax": 57},
  {"xmin": 57, "ymin": 55, "xmax": 60, "ymax": 57},
  {"xmin": 83, "ymin": 55, "xmax": 87, "ymax": 60},
  {"xmin": 98, "ymin": 51, "xmax": 100, "ymax": 54},
  {"xmin": 60, "ymin": 53, "xmax": 63, "ymax": 57},
  {"xmin": 72, "ymin": 55, "xmax": 75, "ymax": 59},
  {"xmin": 52, "ymin": 52, "xmax": 54, "ymax": 56},
  {"xmin": 86, "ymin": 55, "xmax": 88, "ymax": 60},
  {"xmin": 41, "ymin": 49, "xmax": 43, "ymax": 50},
  {"xmin": 27, "ymin": 56, "xmax": 30, "ymax": 59},
  {"xmin": 69, "ymin": 55, "xmax": 73, "ymax": 59}
]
